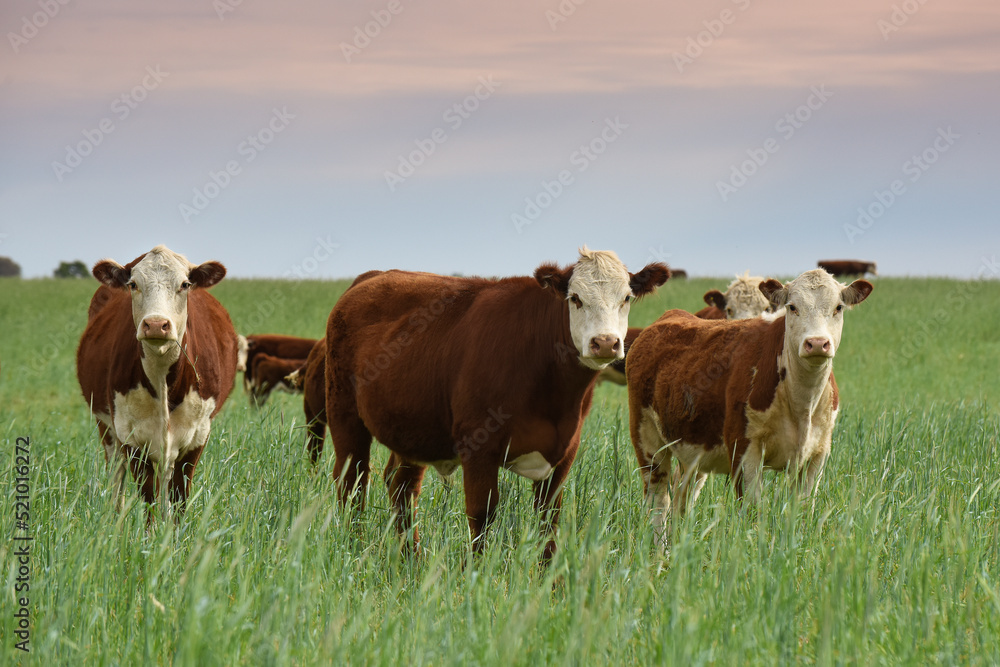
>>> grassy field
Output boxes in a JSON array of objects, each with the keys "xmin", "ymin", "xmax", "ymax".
[{"xmin": 1, "ymin": 273, "xmax": 999, "ymax": 665}]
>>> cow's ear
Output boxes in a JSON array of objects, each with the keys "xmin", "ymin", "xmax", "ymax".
[
  {"xmin": 92, "ymin": 260, "xmax": 130, "ymax": 288},
  {"xmin": 535, "ymin": 263, "xmax": 572, "ymax": 296},
  {"xmin": 759, "ymin": 279, "xmax": 787, "ymax": 309},
  {"xmin": 843, "ymin": 279, "xmax": 873, "ymax": 306},
  {"xmin": 629, "ymin": 263, "xmax": 670, "ymax": 297},
  {"xmin": 189, "ymin": 261, "xmax": 226, "ymax": 288},
  {"xmin": 703, "ymin": 289, "xmax": 726, "ymax": 309}
]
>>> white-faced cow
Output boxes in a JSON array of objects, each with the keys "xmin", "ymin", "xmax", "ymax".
[
  {"xmin": 702, "ymin": 272, "xmax": 779, "ymax": 321},
  {"xmin": 626, "ymin": 269, "xmax": 872, "ymax": 545},
  {"xmin": 77, "ymin": 246, "xmax": 239, "ymax": 519},
  {"xmin": 325, "ymin": 248, "xmax": 669, "ymax": 560}
]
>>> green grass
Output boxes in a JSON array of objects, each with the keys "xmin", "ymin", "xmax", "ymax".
[{"xmin": 1, "ymin": 275, "xmax": 999, "ymax": 665}]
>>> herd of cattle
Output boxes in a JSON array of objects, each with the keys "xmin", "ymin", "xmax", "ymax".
[{"xmin": 76, "ymin": 245, "xmax": 874, "ymax": 557}]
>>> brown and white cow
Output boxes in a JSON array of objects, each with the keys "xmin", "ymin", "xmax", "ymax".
[
  {"xmin": 243, "ymin": 333, "xmax": 317, "ymax": 405},
  {"xmin": 76, "ymin": 245, "xmax": 239, "ymax": 518},
  {"xmin": 325, "ymin": 248, "xmax": 669, "ymax": 559},
  {"xmin": 818, "ymin": 259, "xmax": 878, "ymax": 278},
  {"xmin": 702, "ymin": 272, "xmax": 778, "ymax": 320},
  {"xmin": 626, "ymin": 269, "xmax": 872, "ymax": 545}
]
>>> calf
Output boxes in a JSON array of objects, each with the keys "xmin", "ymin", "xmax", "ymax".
[
  {"xmin": 247, "ymin": 352, "xmax": 307, "ymax": 405},
  {"xmin": 76, "ymin": 245, "xmax": 239, "ymax": 518},
  {"xmin": 242, "ymin": 334, "xmax": 317, "ymax": 406},
  {"xmin": 627, "ymin": 269, "xmax": 872, "ymax": 544},
  {"xmin": 325, "ymin": 248, "xmax": 668, "ymax": 559}
]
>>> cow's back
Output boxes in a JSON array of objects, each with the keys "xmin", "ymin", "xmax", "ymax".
[{"xmin": 627, "ymin": 310, "xmax": 780, "ymax": 448}]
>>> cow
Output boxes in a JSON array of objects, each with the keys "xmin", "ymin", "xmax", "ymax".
[
  {"xmin": 324, "ymin": 248, "xmax": 669, "ymax": 560},
  {"xmin": 76, "ymin": 245, "xmax": 239, "ymax": 519},
  {"xmin": 818, "ymin": 260, "xmax": 878, "ymax": 278},
  {"xmin": 626, "ymin": 269, "xmax": 872, "ymax": 546},
  {"xmin": 242, "ymin": 333, "xmax": 317, "ymax": 406},
  {"xmin": 701, "ymin": 272, "xmax": 778, "ymax": 320},
  {"xmin": 247, "ymin": 352, "xmax": 308, "ymax": 405}
]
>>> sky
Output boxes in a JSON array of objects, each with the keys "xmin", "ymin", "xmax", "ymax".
[{"xmin": 1, "ymin": 0, "xmax": 998, "ymax": 280}]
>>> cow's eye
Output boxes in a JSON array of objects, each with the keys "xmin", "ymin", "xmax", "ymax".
[
  {"xmin": 623, "ymin": 295, "xmax": 631, "ymax": 305},
  {"xmin": 787, "ymin": 304, "xmax": 798, "ymax": 314},
  {"xmin": 569, "ymin": 294, "xmax": 583, "ymax": 309},
  {"xmin": 126, "ymin": 280, "xmax": 138, "ymax": 291},
  {"xmin": 835, "ymin": 304, "xmax": 843, "ymax": 314},
  {"xmin": 726, "ymin": 308, "xmax": 734, "ymax": 318},
  {"xmin": 180, "ymin": 281, "xmax": 192, "ymax": 291}
]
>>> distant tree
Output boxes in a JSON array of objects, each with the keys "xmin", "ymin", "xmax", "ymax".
[
  {"xmin": 0, "ymin": 256, "xmax": 21, "ymax": 278},
  {"xmin": 54, "ymin": 260, "xmax": 89, "ymax": 279}
]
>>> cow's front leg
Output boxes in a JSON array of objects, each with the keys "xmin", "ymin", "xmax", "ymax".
[
  {"xmin": 532, "ymin": 448, "xmax": 577, "ymax": 564},
  {"xmin": 461, "ymin": 460, "xmax": 501, "ymax": 556},
  {"xmin": 798, "ymin": 449, "xmax": 828, "ymax": 499}
]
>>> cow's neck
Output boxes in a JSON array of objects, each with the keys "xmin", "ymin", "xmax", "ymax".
[
  {"xmin": 780, "ymin": 348, "xmax": 834, "ymax": 419},
  {"xmin": 140, "ymin": 338, "xmax": 182, "ymax": 402}
]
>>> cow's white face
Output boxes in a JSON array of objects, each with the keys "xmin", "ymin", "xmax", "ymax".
[
  {"xmin": 92, "ymin": 245, "xmax": 226, "ymax": 355},
  {"xmin": 704, "ymin": 274, "xmax": 773, "ymax": 320},
  {"xmin": 535, "ymin": 247, "xmax": 670, "ymax": 371},
  {"xmin": 761, "ymin": 269, "xmax": 872, "ymax": 368}
]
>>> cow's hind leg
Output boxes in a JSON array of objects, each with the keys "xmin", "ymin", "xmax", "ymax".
[
  {"xmin": 633, "ymin": 410, "xmax": 673, "ymax": 550},
  {"xmin": 383, "ymin": 453, "xmax": 427, "ymax": 553},
  {"xmin": 329, "ymin": 414, "xmax": 374, "ymax": 512},
  {"xmin": 303, "ymin": 395, "xmax": 326, "ymax": 466}
]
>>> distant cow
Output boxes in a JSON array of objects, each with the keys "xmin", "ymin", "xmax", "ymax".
[
  {"xmin": 76, "ymin": 245, "xmax": 239, "ymax": 518},
  {"xmin": 669, "ymin": 269, "xmax": 688, "ymax": 279},
  {"xmin": 701, "ymin": 273, "xmax": 777, "ymax": 320},
  {"xmin": 243, "ymin": 333, "xmax": 317, "ymax": 406},
  {"xmin": 818, "ymin": 260, "xmax": 877, "ymax": 277},
  {"xmin": 248, "ymin": 352, "xmax": 308, "ymax": 405},
  {"xmin": 626, "ymin": 269, "xmax": 872, "ymax": 545},
  {"xmin": 325, "ymin": 248, "xmax": 669, "ymax": 559}
]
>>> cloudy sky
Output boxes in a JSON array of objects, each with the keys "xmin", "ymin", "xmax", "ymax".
[{"xmin": 2, "ymin": 0, "xmax": 997, "ymax": 279}]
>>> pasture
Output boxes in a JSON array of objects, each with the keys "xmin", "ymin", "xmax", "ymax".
[{"xmin": 1, "ymin": 273, "xmax": 999, "ymax": 665}]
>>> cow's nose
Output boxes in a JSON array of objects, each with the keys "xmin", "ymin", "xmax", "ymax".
[
  {"xmin": 142, "ymin": 318, "xmax": 171, "ymax": 337},
  {"xmin": 589, "ymin": 335, "xmax": 620, "ymax": 358},
  {"xmin": 803, "ymin": 337, "xmax": 831, "ymax": 355}
]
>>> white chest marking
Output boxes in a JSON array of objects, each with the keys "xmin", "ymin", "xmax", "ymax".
[
  {"xmin": 112, "ymin": 386, "xmax": 215, "ymax": 466},
  {"xmin": 505, "ymin": 451, "xmax": 554, "ymax": 481}
]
